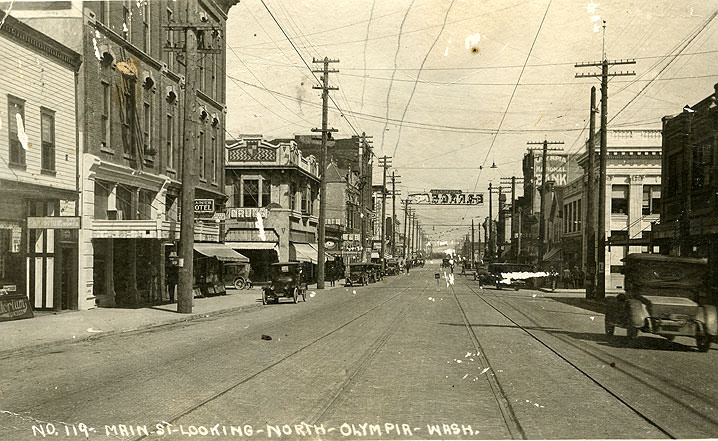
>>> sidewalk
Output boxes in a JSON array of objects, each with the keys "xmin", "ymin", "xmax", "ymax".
[{"xmin": 0, "ymin": 281, "xmax": 343, "ymax": 357}]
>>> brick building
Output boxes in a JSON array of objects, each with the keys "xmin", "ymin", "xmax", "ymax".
[
  {"xmin": 0, "ymin": 12, "xmax": 82, "ymax": 311},
  {"xmin": 14, "ymin": 0, "xmax": 237, "ymax": 308},
  {"xmin": 653, "ymin": 84, "xmax": 718, "ymax": 271}
]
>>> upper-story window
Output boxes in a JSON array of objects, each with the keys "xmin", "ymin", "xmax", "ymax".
[
  {"xmin": 289, "ymin": 182, "xmax": 297, "ymax": 210},
  {"xmin": 101, "ymin": 81, "xmax": 111, "ymax": 149},
  {"xmin": 97, "ymin": 0, "xmax": 108, "ymax": 24},
  {"xmin": 7, "ymin": 95, "xmax": 25, "ymax": 167},
  {"xmin": 122, "ymin": 1, "xmax": 131, "ymax": 41},
  {"xmin": 199, "ymin": 130, "xmax": 206, "ymax": 179},
  {"xmin": 691, "ymin": 141, "xmax": 713, "ymax": 190},
  {"xmin": 166, "ymin": 112, "xmax": 174, "ymax": 169},
  {"xmin": 40, "ymin": 108, "xmax": 55, "ymax": 172},
  {"xmin": 166, "ymin": 7, "xmax": 174, "ymax": 71},
  {"xmin": 611, "ymin": 185, "xmax": 628, "ymax": 214},
  {"xmin": 261, "ymin": 179, "xmax": 271, "ymax": 207},
  {"xmin": 642, "ymin": 185, "xmax": 661, "ymax": 215},
  {"xmin": 142, "ymin": 0, "xmax": 150, "ymax": 54},
  {"xmin": 666, "ymin": 153, "xmax": 682, "ymax": 195},
  {"xmin": 143, "ymin": 101, "xmax": 152, "ymax": 157},
  {"xmin": 243, "ymin": 179, "xmax": 259, "ymax": 208},
  {"xmin": 211, "ymin": 128, "xmax": 217, "ymax": 183}
]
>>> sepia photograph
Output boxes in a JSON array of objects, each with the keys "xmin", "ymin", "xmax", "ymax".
[{"xmin": 0, "ymin": 0, "xmax": 717, "ymax": 439}]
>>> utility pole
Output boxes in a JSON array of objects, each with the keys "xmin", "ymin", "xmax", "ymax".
[
  {"xmin": 408, "ymin": 209, "xmax": 414, "ymax": 258},
  {"xmin": 501, "ymin": 176, "xmax": 523, "ymax": 263},
  {"xmin": 312, "ymin": 57, "xmax": 339, "ymax": 289},
  {"xmin": 471, "ymin": 219, "xmax": 475, "ymax": 266},
  {"xmin": 377, "ymin": 156, "xmax": 392, "ymax": 273},
  {"xmin": 488, "ymin": 182, "xmax": 493, "ymax": 261},
  {"xmin": 527, "ymin": 140, "xmax": 564, "ymax": 268},
  {"xmin": 402, "ymin": 199, "xmax": 409, "ymax": 259},
  {"xmin": 391, "ymin": 171, "xmax": 401, "ymax": 257},
  {"xmin": 165, "ymin": 0, "xmax": 222, "ymax": 313},
  {"xmin": 576, "ymin": 25, "xmax": 635, "ymax": 299},
  {"xmin": 357, "ymin": 133, "xmax": 372, "ymax": 263},
  {"xmin": 585, "ymin": 86, "xmax": 598, "ymax": 298}
]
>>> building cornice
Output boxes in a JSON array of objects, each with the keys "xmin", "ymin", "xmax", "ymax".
[{"xmin": 0, "ymin": 11, "xmax": 81, "ymax": 71}]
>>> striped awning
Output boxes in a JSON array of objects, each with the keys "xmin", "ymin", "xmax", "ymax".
[
  {"xmin": 290, "ymin": 242, "xmax": 318, "ymax": 264},
  {"xmin": 194, "ymin": 243, "xmax": 249, "ymax": 262}
]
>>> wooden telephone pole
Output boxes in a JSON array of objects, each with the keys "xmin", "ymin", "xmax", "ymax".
[
  {"xmin": 501, "ymin": 176, "xmax": 523, "ymax": 263},
  {"xmin": 576, "ymin": 25, "xmax": 635, "ymax": 299},
  {"xmin": 311, "ymin": 57, "xmax": 339, "ymax": 289},
  {"xmin": 357, "ymin": 133, "xmax": 372, "ymax": 263},
  {"xmin": 164, "ymin": 0, "xmax": 222, "ymax": 313},
  {"xmin": 402, "ymin": 199, "xmax": 410, "ymax": 259},
  {"xmin": 585, "ymin": 86, "xmax": 598, "ymax": 298},
  {"xmin": 526, "ymin": 140, "xmax": 564, "ymax": 268},
  {"xmin": 391, "ymin": 171, "xmax": 401, "ymax": 257},
  {"xmin": 377, "ymin": 155, "xmax": 392, "ymax": 272}
]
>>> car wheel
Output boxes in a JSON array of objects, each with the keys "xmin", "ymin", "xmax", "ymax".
[
  {"xmin": 696, "ymin": 334, "xmax": 711, "ymax": 352},
  {"xmin": 292, "ymin": 288, "xmax": 298, "ymax": 304},
  {"xmin": 234, "ymin": 277, "xmax": 245, "ymax": 290},
  {"xmin": 626, "ymin": 326, "xmax": 638, "ymax": 339},
  {"xmin": 604, "ymin": 320, "xmax": 614, "ymax": 336}
]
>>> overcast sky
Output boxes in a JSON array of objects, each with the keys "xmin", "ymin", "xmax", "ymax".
[{"xmin": 224, "ymin": 0, "xmax": 718, "ymax": 244}]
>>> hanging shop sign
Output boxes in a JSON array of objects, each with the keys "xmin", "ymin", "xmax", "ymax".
[
  {"xmin": 227, "ymin": 207, "xmax": 268, "ymax": 220},
  {"xmin": 194, "ymin": 199, "xmax": 215, "ymax": 215},
  {"xmin": 408, "ymin": 192, "xmax": 484, "ymax": 205}
]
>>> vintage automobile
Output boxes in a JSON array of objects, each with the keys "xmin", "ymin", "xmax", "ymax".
[
  {"xmin": 223, "ymin": 262, "xmax": 252, "ymax": 290},
  {"xmin": 367, "ymin": 263, "xmax": 383, "ymax": 283},
  {"xmin": 346, "ymin": 263, "xmax": 370, "ymax": 286},
  {"xmin": 385, "ymin": 259, "xmax": 400, "ymax": 276},
  {"xmin": 604, "ymin": 253, "xmax": 717, "ymax": 351},
  {"xmin": 262, "ymin": 262, "xmax": 307, "ymax": 305}
]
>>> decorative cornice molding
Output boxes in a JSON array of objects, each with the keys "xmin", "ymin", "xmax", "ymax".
[{"xmin": 0, "ymin": 11, "xmax": 81, "ymax": 71}]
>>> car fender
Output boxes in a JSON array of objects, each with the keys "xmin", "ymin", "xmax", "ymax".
[
  {"xmin": 696, "ymin": 305, "xmax": 718, "ymax": 336},
  {"xmin": 627, "ymin": 298, "xmax": 648, "ymax": 328}
]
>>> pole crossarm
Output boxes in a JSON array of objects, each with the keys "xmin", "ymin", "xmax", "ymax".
[{"xmin": 574, "ymin": 59, "xmax": 636, "ymax": 68}]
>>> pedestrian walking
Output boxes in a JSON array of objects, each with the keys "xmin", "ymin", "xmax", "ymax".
[
  {"xmin": 166, "ymin": 263, "xmax": 178, "ymax": 303},
  {"xmin": 562, "ymin": 267, "xmax": 572, "ymax": 289}
]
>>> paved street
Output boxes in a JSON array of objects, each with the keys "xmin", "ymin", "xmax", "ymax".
[{"xmin": 1, "ymin": 266, "xmax": 716, "ymax": 440}]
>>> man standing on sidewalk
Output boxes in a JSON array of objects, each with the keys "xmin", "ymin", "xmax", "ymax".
[{"xmin": 166, "ymin": 263, "xmax": 179, "ymax": 303}]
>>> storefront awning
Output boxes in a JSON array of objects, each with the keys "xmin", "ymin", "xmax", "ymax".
[
  {"xmin": 225, "ymin": 241, "xmax": 279, "ymax": 253},
  {"xmin": 194, "ymin": 243, "xmax": 249, "ymax": 262},
  {"xmin": 291, "ymin": 242, "xmax": 318, "ymax": 264},
  {"xmin": 543, "ymin": 247, "xmax": 561, "ymax": 262}
]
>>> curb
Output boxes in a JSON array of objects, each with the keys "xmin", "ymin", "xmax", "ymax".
[{"xmin": 0, "ymin": 300, "xmax": 264, "ymax": 360}]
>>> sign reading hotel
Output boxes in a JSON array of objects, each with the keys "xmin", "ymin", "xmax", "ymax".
[
  {"xmin": 194, "ymin": 199, "xmax": 215, "ymax": 215},
  {"xmin": 408, "ymin": 191, "xmax": 483, "ymax": 205}
]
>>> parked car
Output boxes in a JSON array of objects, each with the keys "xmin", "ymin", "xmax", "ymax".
[
  {"xmin": 346, "ymin": 263, "xmax": 370, "ymax": 286},
  {"xmin": 385, "ymin": 259, "xmax": 400, "ymax": 276},
  {"xmin": 262, "ymin": 262, "xmax": 307, "ymax": 304},
  {"xmin": 223, "ymin": 262, "xmax": 251, "ymax": 289},
  {"xmin": 604, "ymin": 253, "xmax": 717, "ymax": 351}
]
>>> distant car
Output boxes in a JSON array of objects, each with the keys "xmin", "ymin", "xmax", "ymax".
[{"xmin": 346, "ymin": 263, "xmax": 370, "ymax": 286}]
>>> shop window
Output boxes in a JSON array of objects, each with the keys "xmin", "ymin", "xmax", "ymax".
[
  {"xmin": 0, "ymin": 229, "xmax": 21, "ymax": 290},
  {"xmin": 261, "ymin": 179, "xmax": 271, "ymax": 207},
  {"xmin": 41, "ymin": 108, "xmax": 55, "ymax": 172},
  {"xmin": 691, "ymin": 141, "xmax": 713, "ymax": 190},
  {"xmin": 7, "ymin": 95, "xmax": 25, "ymax": 166},
  {"xmin": 243, "ymin": 179, "xmax": 259, "ymax": 208},
  {"xmin": 611, "ymin": 185, "xmax": 628, "ymax": 214},
  {"xmin": 642, "ymin": 185, "xmax": 661, "ymax": 215}
]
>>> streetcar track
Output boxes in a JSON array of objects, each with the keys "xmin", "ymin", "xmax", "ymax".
[
  {"xmin": 484, "ymin": 289, "xmax": 718, "ymax": 410},
  {"xmin": 307, "ymin": 290, "xmax": 422, "ymax": 424},
  {"xmin": 475, "ymin": 286, "xmax": 718, "ymax": 434},
  {"xmin": 131, "ymin": 287, "xmax": 412, "ymax": 441},
  {"xmin": 460, "ymin": 280, "xmax": 679, "ymax": 439},
  {"xmin": 449, "ymin": 284, "xmax": 527, "ymax": 440}
]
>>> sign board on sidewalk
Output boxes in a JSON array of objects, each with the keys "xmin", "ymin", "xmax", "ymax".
[{"xmin": 0, "ymin": 294, "xmax": 34, "ymax": 321}]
